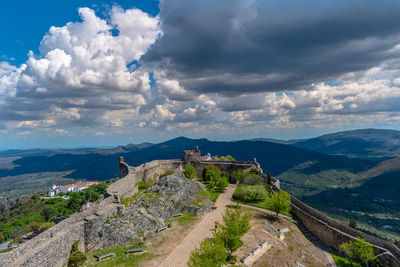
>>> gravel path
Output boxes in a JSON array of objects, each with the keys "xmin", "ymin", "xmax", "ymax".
[{"xmin": 160, "ymin": 184, "xmax": 236, "ymax": 267}]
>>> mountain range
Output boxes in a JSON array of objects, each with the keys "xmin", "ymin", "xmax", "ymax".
[{"xmin": 1, "ymin": 128, "xmax": 400, "ymax": 237}]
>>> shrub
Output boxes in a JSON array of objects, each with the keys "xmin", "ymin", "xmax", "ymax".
[
  {"xmin": 266, "ymin": 191, "xmax": 291, "ymax": 218},
  {"xmin": 232, "ymin": 185, "xmax": 267, "ymax": 202},
  {"xmin": 215, "ymin": 175, "xmax": 229, "ymax": 191},
  {"xmin": 202, "ymin": 165, "xmax": 221, "ymax": 182},
  {"xmin": 241, "ymin": 174, "xmax": 264, "ymax": 185},
  {"xmin": 188, "ymin": 238, "xmax": 227, "ymax": 267},
  {"xmin": 138, "ymin": 179, "xmax": 155, "ymax": 190},
  {"xmin": 29, "ymin": 221, "xmax": 42, "ymax": 232},
  {"xmin": 41, "ymin": 206, "xmax": 56, "ymax": 221},
  {"xmin": 339, "ymin": 238, "xmax": 377, "ymax": 265},
  {"xmin": 226, "ymin": 155, "xmax": 235, "ymax": 161},
  {"xmin": 248, "ymin": 168, "xmax": 260, "ymax": 175},
  {"xmin": 184, "ymin": 165, "xmax": 197, "ymax": 179},
  {"xmin": 38, "ymin": 222, "xmax": 55, "ymax": 232},
  {"xmin": 0, "ymin": 232, "xmax": 5, "ymax": 242},
  {"xmin": 215, "ymin": 207, "xmax": 251, "ymax": 254},
  {"xmin": 160, "ymin": 169, "xmax": 175, "ymax": 178},
  {"xmin": 67, "ymin": 240, "xmax": 87, "ymax": 267},
  {"xmin": 229, "ymin": 171, "xmax": 247, "ymax": 184}
]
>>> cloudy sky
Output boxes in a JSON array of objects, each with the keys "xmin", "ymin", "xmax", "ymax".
[{"xmin": 1, "ymin": 0, "xmax": 400, "ymax": 149}]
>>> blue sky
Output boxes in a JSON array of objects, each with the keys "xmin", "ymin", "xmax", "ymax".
[
  {"xmin": 0, "ymin": 0, "xmax": 159, "ymax": 65},
  {"xmin": 1, "ymin": 0, "xmax": 400, "ymax": 149}
]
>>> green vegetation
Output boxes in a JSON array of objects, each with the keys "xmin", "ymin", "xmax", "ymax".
[
  {"xmin": 160, "ymin": 169, "xmax": 175, "ymax": 178},
  {"xmin": 331, "ymin": 254, "xmax": 362, "ymax": 267},
  {"xmin": 0, "ymin": 247, "xmax": 12, "ymax": 253},
  {"xmin": 188, "ymin": 238, "xmax": 227, "ymax": 267},
  {"xmin": 230, "ymin": 170, "xmax": 291, "ymax": 217},
  {"xmin": 177, "ymin": 212, "xmax": 196, "ymax": 226},
  {"xmin": 82, "ymin": 242, "xmax": 153, "ymax": 267},
  {"xmin": 339, "ymin": 238, "xmax": 377, "ymax": 266},
  {"xmin": 0, "ymin": 182, "xmax": 108, "ymax": 242},
  {"xmin": 188, "ymin": 207, "xmax": 251, "ymax": 266},
  {"xmin": 138, "ymin": 179, "xmax": 155, "ymax": 190},
  {"xmin": 215, "ymin": 206, "xmax": 251, "ymax": 254},
  {"xmin": 266, "ymin": 191, "xmax": 291, "ymax": 218},
  {"xmin": 233, "ymin": 185, "xmax": 267, "ymax": 202},
  {"xmin": 67, "ymin": 240, "xmax": 87, "ymax": 267},
  {"xmin": 183, "ymin": 165, "xmax": 197, "ymax": 179},
  {"xmin": 199, "ymin": 189, "xmax": 220, "ymax": 203},
  {"xmin": 219, "ymin": 155, "xmax": 235, "ymax": 161}
]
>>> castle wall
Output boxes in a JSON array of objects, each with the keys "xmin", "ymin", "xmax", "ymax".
[
  {"xmin": 3, "ymin": 154, "xmax": 400, "ymax": 267},
  {"xmin": 290, "ymin": 196, "xmax": 400, "ymax": 266}
]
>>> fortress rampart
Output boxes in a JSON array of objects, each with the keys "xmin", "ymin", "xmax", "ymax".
[{"xmin": 2, "ymin": 148, "xmax": 399, "ymax": 266}]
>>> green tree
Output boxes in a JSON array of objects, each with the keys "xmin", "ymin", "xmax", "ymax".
[
  {"xmin": 266, "ymin": 191, "xmax": 291, "ymax": 218},
  {"xmin": 339, "ymin": 238, "xmax": 377, "ymax": 266},
  {"xmin": 67, "ymin": 193, "xmax": 85, "ymax": 212},
  {"xmin": 215, "ymin": 175, "xmax": 229, "ymax": 191},
  {"xmin": 267, "ymin": 171, "xmax": 272, "ymax": 186},
  {"xmin": 215, "ymin": 207, "xmax": 251, "ymax": 255},
  {"xmin": 184, "ymin": 165, "xmax": 197, "ymax": 179},
  {"xmin": 226, "ymin": 155, "xmax": 235, "ymax": 161},
  {"xmin": 0, "ymin": 232, "xmax": 5, "ymax": 242},
  {"xmin": 41, "ymin": 206, "xmax": 56, "ymax": 221},
  {"xmin": 229, "ymin": 171, "xmax": 247, "ymax": 184},
  {"xmin": 349, "ymin": 219, "xmax": 357, "ymax": 229},
  {"xmin": 67, "ymin": 240, "xmax": 87, "ymax": 267},
  {"xmin": 202, "ymin": 165, "xmax": 221, "ymax": 185},
  {"xmin": 188, "ymin": 238, "xmax": 227, "ymax": 267}
]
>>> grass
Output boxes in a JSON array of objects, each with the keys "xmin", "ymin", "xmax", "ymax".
[
  {"xmin": 0, "ymin": 247, "xmax": 12, "ymax": 253},
  {"xmin": 331, "ymin": 254, "xmax": 362, "ymax": 267},
  {"xmin": 83, "ymin": 242, "xmax": 155, "ymax": 267},
  {"xmin": 176, "ymin": 212, "xmax": 196, "ymax": 226}
]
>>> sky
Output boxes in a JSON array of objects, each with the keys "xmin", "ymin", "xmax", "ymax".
[{"xmin": 1, "ymin": 0, "xmax": 400, "ymax": 149}]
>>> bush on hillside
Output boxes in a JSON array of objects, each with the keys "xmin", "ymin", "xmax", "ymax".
[
  {"xmin": 202, "ymin": 165, "xmax": 221, "ymax": 183},
  {"xmin": 215, "ymin": 206, "xmax": 252, "ymax": 255},
  {"xmin": 160, "ymin": 169, "xmax": 175, "ymax": 178},
  {"xmin": 339, "ymin": 238, "xmax": 377, "ymax": 266},
  {"xmin": 138, "ymin": 179, "xmax": 155, "ymax": 190},
  {"xmin": 232, "ymin": 185, "xmax": 268, "ymax": 202},
  {"xmin": 215, "ymin": 175, "xmax": 229, "ymax": 191},
  {"xmin": 29, "ymin": 221, "xmax": 42, "ymax": 232},
  {"xmin": 241, "ymin": 174, "xmax": 264, "ymax": 185},
  {"xmin": 184, "ymin": 165, "xmax": 197, "ymax": 179},
  {"xmin": 67, "ymin": 240, "xmax": 87, "ymax": 267},
  {"xmin": 188, "ymin": 238, "xmax": 227, "ymax": 267},
  {"xmin": 229, "ymin": 171, "xmax": 247, "ymax": 184},
  {"xmin": 266, "ymin": 191, "xmax": 291, "ymax": 218},
  {"xmin": 38, "ymin": 222, "xmax": 55, "ymax": 231}
]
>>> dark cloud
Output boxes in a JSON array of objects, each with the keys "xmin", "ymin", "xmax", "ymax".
[{"xmin": 143, "ymin": 0, "xmax": 400, "ymax": 95}]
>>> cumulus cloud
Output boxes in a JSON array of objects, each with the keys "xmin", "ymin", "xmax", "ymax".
[
  {"xmin": 2, "ymin": 2, "xmax": 400, "ymax": 140},
  {"xmin": 0, "ymin": 6, "xmax": 160, "ymax": 131}
]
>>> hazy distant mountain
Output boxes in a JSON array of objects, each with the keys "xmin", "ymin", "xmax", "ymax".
[
  {"xmin": 291, "ymin": 128, "xmax": 400, "ymax": 158},
  {"xmin": 249, "ymin": 137, "xmax": 306, "ymax": 145}
]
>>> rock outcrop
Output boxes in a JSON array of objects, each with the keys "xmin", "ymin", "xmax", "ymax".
[{"xmin": 92, "ymin": 171, "xmax": 210, "ymax": 249}]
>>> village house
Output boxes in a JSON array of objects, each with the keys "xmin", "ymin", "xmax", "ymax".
[{"xmin": 48, "ymin": 181, "xmax": 100, "ymax": 196}]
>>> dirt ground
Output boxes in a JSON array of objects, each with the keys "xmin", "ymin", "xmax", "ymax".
[
  {"xmin": 137, "ymin": 215, "xmax": 202, "ymax": 267},
  {"xmin": 234, "ymin": 207, "xmax": 335, "ymax": 267}
]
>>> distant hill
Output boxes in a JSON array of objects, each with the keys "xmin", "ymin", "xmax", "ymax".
[
  {"xmin": 0, "ymin": 136, "xmax": 375, "ymax": 182},
  {"xmin": 291, "ymin": 128, "xmax": 400, "ymax": 158}
]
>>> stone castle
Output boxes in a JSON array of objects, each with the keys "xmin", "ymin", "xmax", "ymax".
[{"xmin": 2, "ymin": 148, "xmax": 400, "ymax": 266}]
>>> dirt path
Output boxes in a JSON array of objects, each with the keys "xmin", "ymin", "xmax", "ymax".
[{"xmin": 160, "ymin": 184, "xmax": 236, "ymax": 267}]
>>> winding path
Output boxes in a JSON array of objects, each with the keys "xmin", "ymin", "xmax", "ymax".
[{"xmin": 160, "ymin": 184, "xmax": 236, "ymax": 267}]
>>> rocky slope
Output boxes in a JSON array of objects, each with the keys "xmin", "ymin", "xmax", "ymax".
[{"xmin": 93, "ymin": 171, "xmax": 210, "ymax": 249}]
